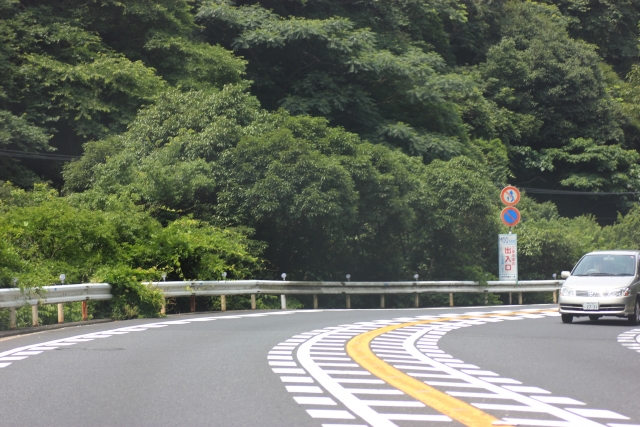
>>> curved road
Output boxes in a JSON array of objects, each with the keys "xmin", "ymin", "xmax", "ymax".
[{"xmin": 0, "ymin": 304, "xmax": 638, "ymax": 427}]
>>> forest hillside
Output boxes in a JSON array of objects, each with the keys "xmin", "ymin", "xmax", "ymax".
[{"xmin": 2, "ymin": 0, "xmax": 640, "ymax": 309}]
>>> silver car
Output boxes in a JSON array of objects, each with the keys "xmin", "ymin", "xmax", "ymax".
[{"xmin": 558, "ymin": 250, "xmax": 640, "ymax": 324}]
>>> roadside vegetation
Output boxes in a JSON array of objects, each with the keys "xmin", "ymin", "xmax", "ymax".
[{"xmin": 2, "ymin": 0, "xmax": 640, "ymax": 320}]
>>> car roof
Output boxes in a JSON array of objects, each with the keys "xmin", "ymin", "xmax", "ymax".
[{"xmin": 585, "ymin": 250, "xmax": 640, "ymax": 256}]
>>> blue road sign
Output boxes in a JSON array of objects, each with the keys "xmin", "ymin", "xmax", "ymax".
[{"xmin": 501, "ymin": 206, "xmax": 521, "ymax": 227}]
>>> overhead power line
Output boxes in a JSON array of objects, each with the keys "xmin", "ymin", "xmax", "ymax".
[
  {"xmin": 522, "ymin": 187, "xmax": 640, "ymax": 196},
  {"xmin": 0, "ymin": 148, "xmax": 80, "ymax": 161}
]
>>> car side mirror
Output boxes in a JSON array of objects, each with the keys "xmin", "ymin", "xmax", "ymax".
[{"xmin": 560, "ymin": 271, "xmax": 571, "ymax": 279}]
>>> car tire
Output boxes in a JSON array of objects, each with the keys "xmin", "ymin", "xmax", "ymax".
[
  {"xmin": 561, "ymin": 314, "xmax": 573, "ymax": 324},
  {"xmin": 588, "ymin": 315, "xmax": 600, "ymax": 321},
  {"xmin": 628, "ymin": 299, "xmax": 640, "ymax": 325}
]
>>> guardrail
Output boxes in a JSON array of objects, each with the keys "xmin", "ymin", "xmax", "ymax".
[
  {"xmin": 146, "ymin": 280, "xmax": 564, "ymax": 312},
  {"xmin": 1, "ymin": 280, "xmax": 562, "ymax": 331},
  {"xmin": 0, "ymin": 283, "xmax": 112, "ymax": 329}
]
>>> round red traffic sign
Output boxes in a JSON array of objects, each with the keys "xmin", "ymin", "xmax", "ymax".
[
  {"xmin": 501, "ymin": 206, "xmax": 521, "ymax": 227},
  {"xmin": 500, "ymin": 186, "xmax": 521, "ymax": 206}
]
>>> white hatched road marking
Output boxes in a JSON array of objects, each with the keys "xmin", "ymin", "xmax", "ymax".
[
  {"xmin": 271, "ymin": 309, "xmax": 637, "ymax": 427},
  {"xmin": 617, "ymin": 329, "xmax": 640, "ymax": 353},
  {"xmin": 0, "ymin": 311, "xmax": 299, "ymax": 369},
  {"xmin": 0, "ymin": 306, "xmax": 635, "ymax": 426}
]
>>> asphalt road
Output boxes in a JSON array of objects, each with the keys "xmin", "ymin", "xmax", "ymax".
[{"xmin": 0, "ymin": 304, "xmax": 637, "ymax": 427}]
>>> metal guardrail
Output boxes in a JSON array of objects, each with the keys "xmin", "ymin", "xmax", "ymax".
[
  {"xmin": 146, "ymin": 280, "xmax": 564, "ymax": 311},
  {"xmin": 0, "ymin": 283, "xmax": 112, "ymax": 309},
  {"xmin": 146, "ymin": 280, "xmax": 564, "ymax": 296},
  {"xmin": 1, "ymin": 280, "xmax": 562, "ymax": 330},
  {"xmin": 0, "ymin": 283, "xmax": 112, "ymax": 329}
]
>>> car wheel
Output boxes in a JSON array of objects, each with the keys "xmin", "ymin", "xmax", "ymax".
[
  {"xmin": 588, "ymin": 315, "xmax": 600, "ymax": 321},
  {"xmin": 628, "ymin": 299, "xmax": 640, "ymax": 325},
  {"xmin": 561, "ymin": 314, "xmax": 573, "ymax": 324}
]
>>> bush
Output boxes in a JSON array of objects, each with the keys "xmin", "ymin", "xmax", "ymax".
[{"xmin": 95, "ymin": 266, "xmax": 165, "ymax": 320}]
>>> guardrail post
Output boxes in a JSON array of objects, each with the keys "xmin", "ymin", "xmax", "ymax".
[
  {"xmin": 518, "ymin": 292, "xmax": 523, "ymax": 305},
  {"xmin": 414, "ymin": 294, "xmax": 419, "ymax": 308},
  {"xmin": 313, "ymin": 295, "xmax": 318, "ymax": 309},
  {"xmin": 449, "ymin": 293, "xmax": 454, "ymax": 307},
  {"xmin": 9, "ymin": 308, "xmax": 16, "ymax": 329},
  {"xmin": 81, "ymin": 300, "xmax": 88, "ymax": 321},
  {"xmin": 380, "ymin": 295, "xmax": 385, "ymax": 308},
  {"xmin": 281, "ymin": 295, "xmax": 287, "ymax": 310},
  {"xmin": 509, "ymin": 292, "xmax": 512, "ymax": 304},
  {"xmin": 31, "ymin": 305, "xmax": 38, "ymax": 327},
  {"xmin": 58, "ymin": 303, "xmax": 64, "ymax": 323},
  {"xmin": 251, "ymin": 294, "xmax": 256, "ymax": 310},
  {"xmin": 190, "ymin": 295, "xmax": 196, "ymax": 312},
  {"xmin": 346, "ymin": 295, "xmax": 351, "ymax": 309},
  {"xmin": 553, "ymin": 291, "xmax": 557, "ymax": 304},
  {"xmin": 220, "ymin": 295, "xmax": 226, "ymax": 312}
]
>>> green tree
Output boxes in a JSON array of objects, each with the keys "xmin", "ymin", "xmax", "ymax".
[
  {"xmin": 540, "ymin": 0, "xmax": 640, "ymax": 76},
  {"xmin": 196, "ymin": 1, "xmax": 474, "ymax": 162},
  {"xmin": 480, "ymin": 1, "xmax": 640, "ymax": 216},
  {"xmin": 66, "ymin": 87, "xmax": 502, "ymax": 281},
  {"xmin": 0, "ymin": 0, "xmax": 244, "ymax": 186},
  {"xmin": 515, "ymin": 196, "xmax": 600, "ymax": 278},
  {"xmin": 0, "ymin": 182, "xmax": 262, "ymax": 288}
]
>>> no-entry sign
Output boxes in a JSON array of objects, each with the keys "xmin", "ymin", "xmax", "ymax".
[
  {"xmin": 500, "ymin": 186, "xmax": 521, "ymax": 206},
  {"xmin": 501, "ymin": 206, "xmax": 521, "ymax": 227}
]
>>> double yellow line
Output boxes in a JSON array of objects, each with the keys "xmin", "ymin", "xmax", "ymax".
[{"xmin": 346, "ymin": 310, "xmax": 550, "ymax": 427}]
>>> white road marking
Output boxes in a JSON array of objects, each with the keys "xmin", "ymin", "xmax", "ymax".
[
  {"xmin": 272, "ymin": 308, "xmax": 635, "ymax": 427},
  {"xmin": 269, "ymin": 361, "xmax": 297, "ymax": 366},
  {"xmin": 502, "ymin": 418, "xmax": 583, "ymax": 426},
  {"xmin": 1, "ymin": 307, "xmax": 625, "ymax": 426},
  {"xmin": 565, "ymin": 409, "xmax": 629, "ymax": 419},
  {"xmin": 462, "ymin": 369, "xmax": 498, "ymax": 376},
  {"xmin": 322, "ymin": 370, "xmax": 371, "ymax": 376},
  {"xmin": 480, "ymin": 377, "xmax": 522, "ymax": 384},
  {"xmin": 286, "ymin": 385, "xmax": 324, "ymax": 393},
  {"xmin": 321, "ymin": 424, "xmax": 368, "ymax": 427},
  {"xmin": 361, "ymin": 400, "xmax": 424, "ymax": 407},
  {"xmin": 344, "ymin": 389, "xmax": 403, "ymax": 395},
  {"xmin": 273, "ymin": 368, "xmax": 306, "ymax": 374},
  {"xmin": 504, "ymin": 386, "xmax": 551, "ymax": 394},
  {"xmin": 294, "ymin": 396, "xmax": 337, "ymax": 405},
  {"xmin": 280, "ymin": 376, "xmax": 314, "ymax": 383},
  {"xmin": 383, "ymin": 414, "xmax": 451, "ymax": 421},
  {"xmin": 333, "ymin": 379, "xmax": 385, "ymax": 384},
  {"xmin": 532, "ymin": 396, "xmax": 585, "ymax": 405},
  {"xmin": 472, "ymin": 403, "xmax": 547, "ymax": 412},
  {"xmin": 617, "ymin": 329, "xmax": 640, "ymax": 354},
  {"xmin": 306, "ymin": 409, "xmax": 355, "ymax": 419}
]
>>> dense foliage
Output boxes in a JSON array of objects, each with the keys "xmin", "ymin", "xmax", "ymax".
[{"xmin": 3, "ymin": 0, "xmax": 640, "ymax": 314}]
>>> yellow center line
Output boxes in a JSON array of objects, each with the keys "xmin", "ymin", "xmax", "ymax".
[{"xmin": 346, "ymin": 309, "xmax": 555, "ymax": 427}]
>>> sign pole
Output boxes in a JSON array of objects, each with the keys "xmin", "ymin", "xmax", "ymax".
[{"xmin": 499, "ymin": 186, "xmax": 520, "ymax": 282}]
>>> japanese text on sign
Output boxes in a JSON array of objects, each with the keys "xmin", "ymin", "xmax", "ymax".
[{"xmin": 499, "ymin": 234, "xmax": 518, "ymax": 281}]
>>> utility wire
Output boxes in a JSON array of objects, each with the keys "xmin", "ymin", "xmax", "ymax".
[
  {"xmin": 522, "ymin": 187, "xmax": 640, "ymax": 196},
  {"xmin": 0, "ymin": 148, "xmax": 80, "ymax": 161}
]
